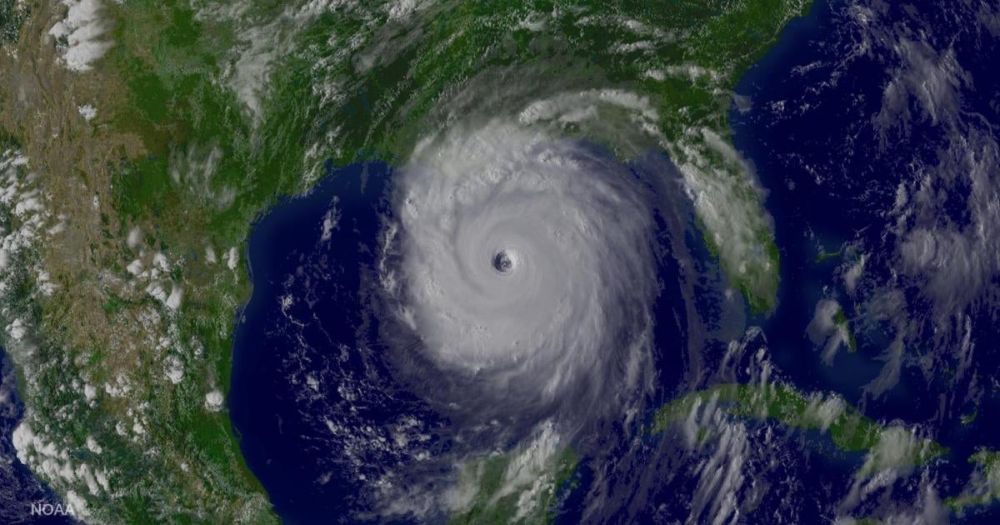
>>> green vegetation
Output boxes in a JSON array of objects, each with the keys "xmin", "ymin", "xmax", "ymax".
[
  {"xmin": 833, "ymin": 307, "xmax": 858, "ymax": 352},
  {"xmin": 650, "ymin": 382, "xmax": 1000, "ymax": 516},
  {"xmin": 816, "ymin": 248, "xmax": 843, "ymax": 263},
  {"xmin": 653, "ymin": 383, "xmax": 945, "ymax": 463},
  {"xmin": 450, "ymin": 448, "xmax": 577, "ymax": 525},
  {"xmin": 0, "ymin": 0, "xmax": 27, "ymax": 45},
  {"xmin": 946, "ymin": 449, "xmax": 1000, "ymax": 511}
]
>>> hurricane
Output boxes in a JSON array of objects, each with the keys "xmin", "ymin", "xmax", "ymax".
[
  {"xmin": 226, "ymin": 92, "xmax": 720, "ymax": 520},
  {"xmin": 214, "ymin": 1, "xmax": 781, "ymax": 520},
  {"xmin": 381, "ymin": 122, "xmax": 659, "ymax": 418}
]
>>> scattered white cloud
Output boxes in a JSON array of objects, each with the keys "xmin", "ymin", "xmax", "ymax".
[
  {"xmin": 205, "ymin": 390, "xmax": 224, "ymax": 411},
  {"xmin": 77, "ymin": 104, "xmax": 97, "ymax": 121},
  {"xmin": 48, "ymin": 0, "xmax": 112, "ymax": 72}
]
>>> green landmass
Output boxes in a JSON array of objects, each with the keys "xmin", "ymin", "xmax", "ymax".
[
  {"xmin": 653, "ymin": 383, "xmax": 945, "ymax": 465},
  {"xmin": 833, "ymin": 306, "xmax": 858, "ymax": 352},
  {"xmin": 653, "ymin": 382, "xmax": 1000, "ymax": 515},
  {"xmin": 946, "ymin": 449, "xmax": 1000, "ymax": 511},
  {"xmin": 450, "ymin": 448, "xmax": 577, "ymax": 525},
  {"xmin": 0, "ymin": 0, "xmax": 27, "ymax": 44},
  {"xmin": 816, "ymin": 248, "xmax": 843, "ymax": 263}
]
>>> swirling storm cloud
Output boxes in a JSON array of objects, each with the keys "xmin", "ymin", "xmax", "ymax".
[
  {"xmin": 229, "ymin": 112, "xmax": 727, "ymax": 522},
  {"xmin": 382, "ymin": 123, "xmax": 659, "ymax": 416}
]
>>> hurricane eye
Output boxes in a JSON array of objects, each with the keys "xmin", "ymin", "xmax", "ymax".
[{"xmin": 492, "ymin": 250, "xmax": 514, "ymax": 273}]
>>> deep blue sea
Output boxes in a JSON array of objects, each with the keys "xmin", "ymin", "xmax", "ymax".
[
  {"xmin": 227, "ymin": 161, "xmax": 429, "ymax": 523},
  {"xmin": 0, "ymin": 348, "xmax": 76, "ymax": 524},
  {"xmin": 731, "ymin": 0, "xmax": 1000, "ymax": 520},
  {"xmin": 736, "ymin": 0, "xmax": 1000, "ymax": 435}
]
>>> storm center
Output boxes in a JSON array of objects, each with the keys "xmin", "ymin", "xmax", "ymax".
[{"xmin": 492, "ymin": 250, "xmax": 515, "ymax": 274}]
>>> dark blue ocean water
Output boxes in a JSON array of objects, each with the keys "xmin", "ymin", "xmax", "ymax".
[
  {"xmin": 0, "ymin": 348, "xmax": 76, "ymax": 524},
  {"xmin": 228, "ymin": 161, "xmax": 443, "ymax": 523},
  {"xmin": 731, "ymin": 0, "xmax": 1000, "ymax": 519},
  {"xmin": 229, "ymin": 149, "xmax": 717, "ymax": 522}
]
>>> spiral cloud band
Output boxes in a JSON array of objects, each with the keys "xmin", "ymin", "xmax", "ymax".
[{"xmin": 386, "ymin": 122, "xmax": 660, "ymax": 409}]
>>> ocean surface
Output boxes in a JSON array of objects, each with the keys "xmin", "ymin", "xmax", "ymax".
[
  {"xmin": 227, "ymin": 146, "xmax": 711, "ymax": 522},
  {"xmin": 0, "ymin": 347, "xmax": 76, "ymax": 524},
  {"xmin": 227, "ymin": 161, "xmax": 423, "ymax": 523},
  {"xmin": 731, "ymin": 0, "xmax": 1000, "ymax": 518}
]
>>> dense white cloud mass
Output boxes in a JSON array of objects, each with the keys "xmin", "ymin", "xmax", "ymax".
[{"xmin": 385, "ymin": 122, "xmax": 658, "ymax": 411}]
